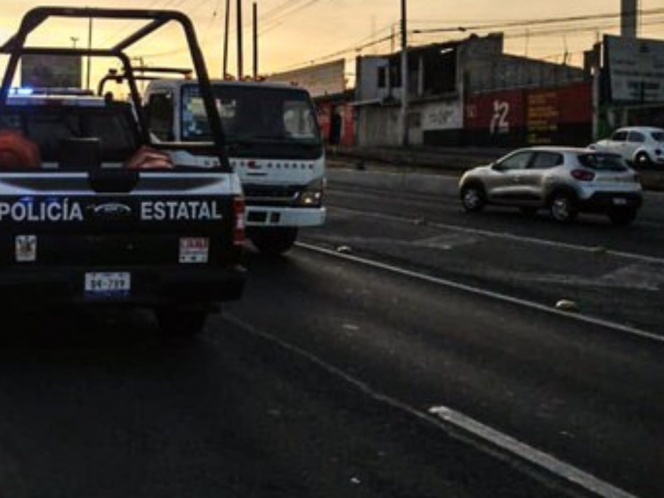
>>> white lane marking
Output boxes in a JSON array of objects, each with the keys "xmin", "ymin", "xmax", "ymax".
[
  {"xmin": 521, "ymin": 263, "xmax": 664, "ymax": 291},
  {"xmin": 221, "ymin": 313, "xmax": 638, "ymax": 498},
  {"xmin": 296, "ymin": 242, "xmax": 664, "ymax": 344},
  {"xmin": 428, "ymin": 406, "xmax": 637, "ymax": 498},
  {"xmin": 330, "ymin": 205, "xmax": 664, "ymax": 266}
]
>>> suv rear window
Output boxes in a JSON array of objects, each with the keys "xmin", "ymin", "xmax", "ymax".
[{"xmin": 578, "ymin": 153, "xmax": 628, "ymax": 171}]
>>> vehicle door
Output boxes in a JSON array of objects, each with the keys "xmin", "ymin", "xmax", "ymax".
[
  {"xmin": 625, "ymin": 130, "xmax": 646, "ymax": 162},
  {"xmin": 485, "ymin": 150, "xmax": 535, "ymax": 202},
  {"xmin": 606, "ymin": 130, "xmax": 629, "ymax": 159},
  {"xmin": 522, "ymin": 151, "xmax": 564, "ymax": 203}
]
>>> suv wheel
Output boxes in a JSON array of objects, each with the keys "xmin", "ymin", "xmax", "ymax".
[
  {"xmin": 460, "ymin": 184, "xmax": 486, "ymax": 212},
  {"xmin": 635, "ymin": 152, "xmax": 652, "ymax": 168},
  {"xmin": 549, "ymin": 191, "xmax": 578, "ymax": 223},
  {"xmin": 609, "ymin": 208, "xmax": 637, "ymax": 226}
]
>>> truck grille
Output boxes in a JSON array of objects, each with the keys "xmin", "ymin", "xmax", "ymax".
[{"xmin": 242, "ymin": 185, "xmax": 301, "ymax": 206}]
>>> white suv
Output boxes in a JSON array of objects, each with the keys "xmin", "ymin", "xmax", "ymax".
[
  {"xmin": 590, "ymin": 126, "xmax": 664, "ymax": 167},
  {"xmin": 459, "ymin": 147, "xmax": 643, "ymax": 225}
]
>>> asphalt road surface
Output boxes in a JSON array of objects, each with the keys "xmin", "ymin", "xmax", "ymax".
[{"xmin": 0, "ymin": 168, "xmax": 662, "ymax": 497}]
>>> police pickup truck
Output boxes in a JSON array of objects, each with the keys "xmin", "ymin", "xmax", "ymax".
[{"xmin": 0, "ymin": 7, "xmax": 246, "ymax": 336}]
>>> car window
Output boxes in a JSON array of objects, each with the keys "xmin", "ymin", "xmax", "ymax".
[
  {"xmin": 529, "ymin": 152, "xmax": 563, "ymax": 169},
  {"xmin": 496, "ymin": 151, "xmax": 533, "ymax": 170},
  {"xmin": 650, "ymin": 131, "xmax": 664, "ymax": 142},
  {"xmin": 627, "ymin": 131, "xmax": 645, "ymax": 143},
  {"xmin": 577, "ymin": 153, "xmax": 628, "ymax": 171},
  {"xmin": 611, "ymin": 131, "xmax": 628, "ymax": 141}
]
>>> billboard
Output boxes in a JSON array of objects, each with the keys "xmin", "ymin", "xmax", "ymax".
[
  {"xmin": 604, "ymin": 34, "xmax": 664, "ymax": 103},
  {"xmin": 267, "ymin": 59, "xmax": 345, "ymax": 98},
  {"xmin": 21, "ymin": 54, "xmax": 82, "ymax": 88},
  {"xmin": 526, "ymin": 83, "xmax": 591, "ymax": 145},
  {"xmin": 464, "ymin": 83, "xmax": 592, "ymax": 147}
]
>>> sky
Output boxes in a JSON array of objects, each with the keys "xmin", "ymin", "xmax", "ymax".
[{"xmin": 1, "ymin": 0, "xmax": 663, "ymax": 86}]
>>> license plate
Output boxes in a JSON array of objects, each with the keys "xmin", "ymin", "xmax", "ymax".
[
  {"xmin": 84, "ymin": 272, "xmax": 131, "ymax": 298},
  {"xmin": 179, "ymin": 237, "xmax": 209, "ymax": 264},
  {"xmin": 612, "ymin": 197, "xmax": 627, "ymax": 205}
]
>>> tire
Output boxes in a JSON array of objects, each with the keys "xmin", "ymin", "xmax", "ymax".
[
  {"xmin": 155, "ymin": 305, "xmax": 208, "ymax": 338},
  {"xmin": 634, "ymin": 152, "xmax": 652, "ymax": 168},
  {"xmin": 548, "ymin": 191, "xmax": 578, "ymax": 223},
  {"xmin": 460, "ymin": 184, "xmax": 486, "ymax": 212},
  {"xmin": 249, "ymin": 227, "xmax": 298, "ymax": 255},
  {"xmin": 609, "ymin": 208, "xmax": 637, "ymax": 226}
]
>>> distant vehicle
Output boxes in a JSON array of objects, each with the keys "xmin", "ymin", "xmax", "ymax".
[
  {"xmin": 589, "ymin": 126, "xmax": 664, "ymax": 168},
  {"xmin": 458, "ymin": 146, "xmax": 643, "ymax": 225}
]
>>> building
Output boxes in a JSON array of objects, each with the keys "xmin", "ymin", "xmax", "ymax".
[{"xmin": 353, "ymin": 33, "xmax": 591, "ymax": 148}]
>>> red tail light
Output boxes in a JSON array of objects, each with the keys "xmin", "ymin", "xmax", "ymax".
[
  {"xmin": 233, "ymin": 196, "xmax": 245, "ymax": 246},
  {"xmin": 571, "ymin": 169, "xmax": 595, "ymax": 181}
]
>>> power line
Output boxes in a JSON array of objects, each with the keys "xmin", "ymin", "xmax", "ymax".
[
  {"xmin": 259, "ymin": 0, "xmax": 330, "ymax": 36},
  {"xmin": 411, "ymin": 8, "xmax": 664, "ymax": 35}
]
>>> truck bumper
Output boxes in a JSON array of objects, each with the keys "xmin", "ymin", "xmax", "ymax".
[
  {"xmin": 245, "ymin": 206, "xmax": 326, "ymax": 227},
  {"xmin": 0, "ymin": 265, "xmax": 246, "ymax": 308}
]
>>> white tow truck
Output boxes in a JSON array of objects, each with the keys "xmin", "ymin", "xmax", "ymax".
[{"xmin": 141, "ymin": 77, "xmax": 326, "ymax": 255}]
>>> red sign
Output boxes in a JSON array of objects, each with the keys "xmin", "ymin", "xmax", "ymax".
[{"xmin": 465, "ymin": 89, "xmax": 526, "ymax": 133}]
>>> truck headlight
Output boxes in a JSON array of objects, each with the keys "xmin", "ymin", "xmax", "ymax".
[{"xmin": 297, "ymin": 177, "xmax": 325, "ymax": 207}]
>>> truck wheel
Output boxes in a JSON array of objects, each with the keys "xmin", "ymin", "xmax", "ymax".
[
  {"xmin": 155, "ymin": 306, "xmax": 208, "ymax": 337},
  {"xmin": 250, "ymin": 227, "xmax": 298, "ymax": 255}
]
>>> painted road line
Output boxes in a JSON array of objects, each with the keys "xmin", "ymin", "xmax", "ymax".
[
  {"xmin": 330, "ymin": 205, "xmax": 664, "ymax": 266},
  {"xmin": 221, "ymin": 313, "xmax": 637, "ymax": 498},
  {"xmin": 297, "ymin": 242, "xmax": 664, "ymax": 344},
  {"xmin": 428, "ymin": 405, "xmax": 637, "ymax": 498}
]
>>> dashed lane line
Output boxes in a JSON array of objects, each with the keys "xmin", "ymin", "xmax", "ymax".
[
  {"xmin": 428, "ymin": 406, "xmax": 637, "ymax": 498},
  {"xmin": 221, "ymin": 313, "xmax": 638, "ymax": 498}
]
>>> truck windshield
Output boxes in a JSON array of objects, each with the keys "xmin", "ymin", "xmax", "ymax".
[{"xmin": 181, "ymin": 83, "xmax": 321, "ymax": 145}]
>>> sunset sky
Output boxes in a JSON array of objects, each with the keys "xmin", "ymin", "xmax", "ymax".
[{"xmin": 1, "ymin": 0, "xmax": 663, "ymax": 85}]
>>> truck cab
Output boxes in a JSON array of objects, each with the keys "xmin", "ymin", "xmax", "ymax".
[{"xmin": 143, "ymin": 78, "xmax": 326, "ymax": 255}]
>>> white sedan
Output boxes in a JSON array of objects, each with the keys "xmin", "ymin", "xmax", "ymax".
[{"xmin": 590, "ymin": 126, "xmax": 664, "ymax": 167}]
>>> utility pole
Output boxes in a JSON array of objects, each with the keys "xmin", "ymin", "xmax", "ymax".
[
  {"xmin": 252, "ymin": 2, "xmax": 258, "ymax": 79},
  {"xmin": 400, "ymin": 0, "xmax": 409, "ymax": 147},
  {"xmin": 237, "ymin": 0, "xmax": 243, "ymax": 79},
  {"xmin": 86, "ymin": 16, "xmax": 93, "ymax": 90},
  {"xmin": 223, "ymin": 0, "xmax": 230, "ymax": 78}
]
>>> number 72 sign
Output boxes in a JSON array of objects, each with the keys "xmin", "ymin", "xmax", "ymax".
[{"xmin": 490, "ymin": 100, "xmax": 510, "ymax": 134}]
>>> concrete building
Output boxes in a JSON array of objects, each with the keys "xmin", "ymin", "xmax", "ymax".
[{"xmin": 353, "ymin": 33, "xmax": 588, "ymax": 148}]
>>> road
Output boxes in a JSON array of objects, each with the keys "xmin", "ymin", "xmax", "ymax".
[{"xmin": 0, "ymin": 166, "xmax": 662, "ymax": 497}]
